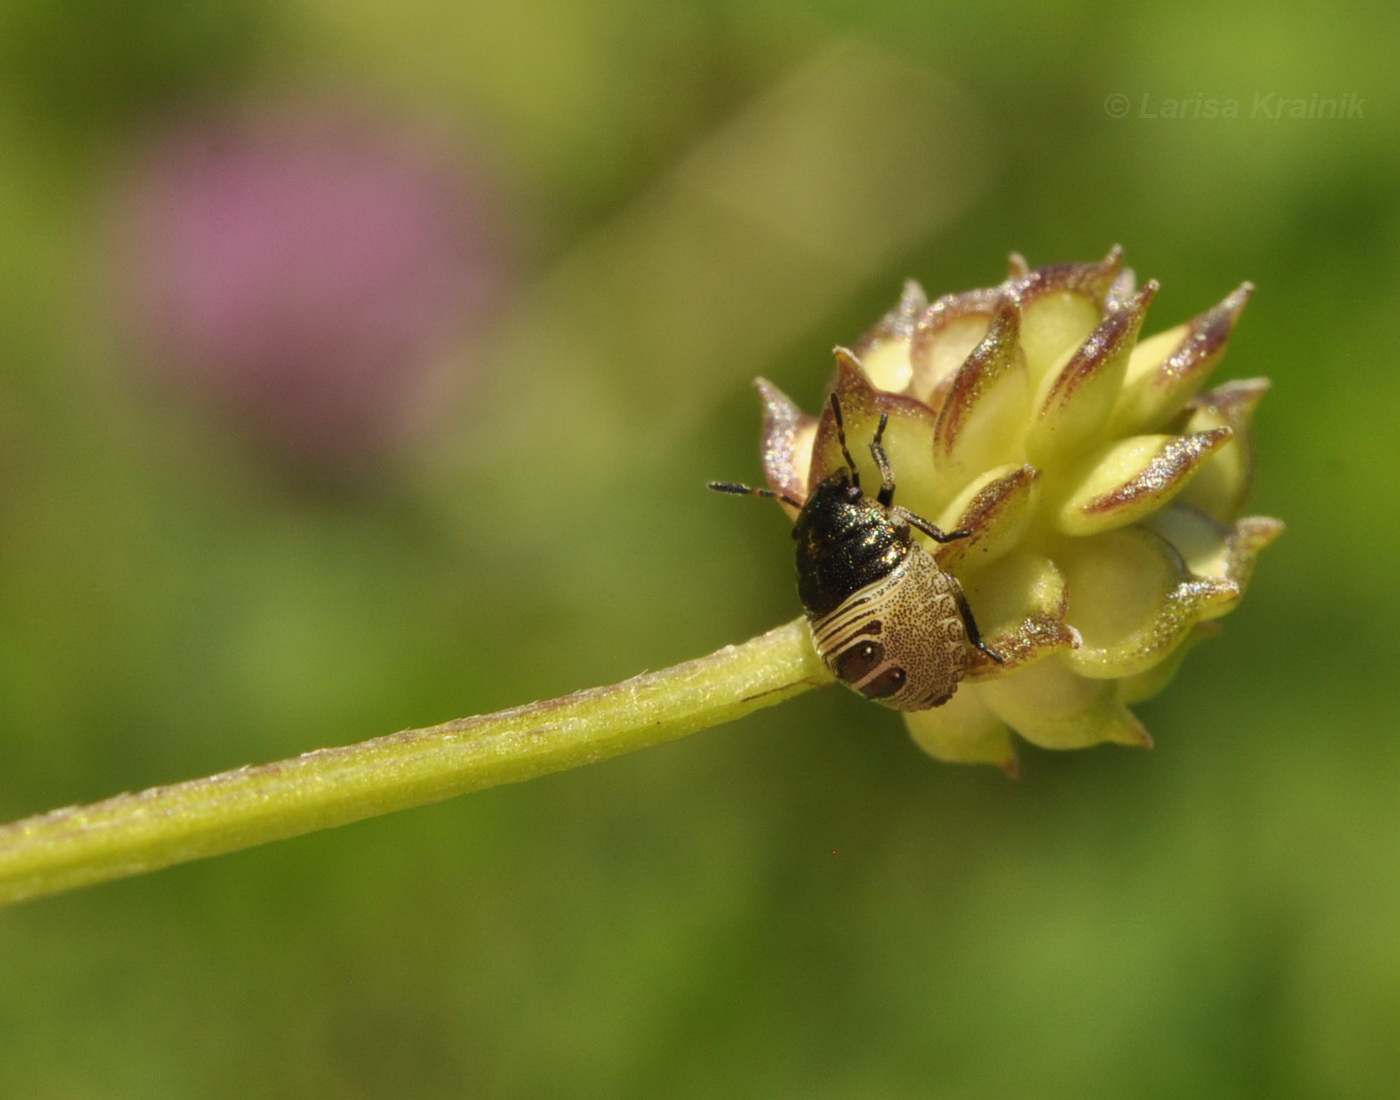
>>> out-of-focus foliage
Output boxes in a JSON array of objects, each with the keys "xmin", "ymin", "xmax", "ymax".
[{"xmin": 0, "ymin": 1, "xmax": 1395, "ymax": 1097}]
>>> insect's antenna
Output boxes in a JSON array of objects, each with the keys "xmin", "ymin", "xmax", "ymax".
[
  {"xmin": 869, "ymin": 411, "xmax": 896, "ymax": 507},
  {"xmin": 829, "ymin": 393, "xmax": 860, "ymax": 486},
  {"xmin": 708, "ymin": 481, "xmax": 803, "ymax": 509}
]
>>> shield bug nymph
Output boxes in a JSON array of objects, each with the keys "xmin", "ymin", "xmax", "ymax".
[{"xmin": 710, "ymin": 393, "xmax": 1003, "ymax": 710}]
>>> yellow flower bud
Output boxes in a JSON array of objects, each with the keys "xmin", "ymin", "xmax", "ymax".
[{"xmin": 755, "ymin": 248, "xmax": 1282, "ymax": 771}]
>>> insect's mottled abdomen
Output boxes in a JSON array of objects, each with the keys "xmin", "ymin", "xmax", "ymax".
[{"xmin": 808, "ymin": 547, "xmax": 970, "ymax": 710}]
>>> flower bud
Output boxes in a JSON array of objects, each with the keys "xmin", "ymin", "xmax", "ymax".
[{"xmin": 758, "ymin": 249, "xmax": 1281, "ymax": 770}]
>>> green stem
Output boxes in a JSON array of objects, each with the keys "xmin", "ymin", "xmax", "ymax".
[{"xmin": 0, "ymin": 619, "xmax": 830, "ymax": 907}]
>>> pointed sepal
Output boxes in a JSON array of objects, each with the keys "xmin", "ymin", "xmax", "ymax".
[
  {"xmin": 755, "ymin": 377, "xmax": 816, "ymax": 518},
  {"xmin": 960, "ymin": 550, "xmax": 1080, "ymax": 677},
  {"xmin": 1060, "ymin": 524, "xmax": 1237, "ymax": 679},
  {"xmin": 932, "ymin": 298, "xmax": 1032, "ymax": 488},
  {"xmin": 904, "ymin": 689, "xmax": 1018, "ymax": 772},
  {"xmin": 1056, "ymin": 428, "xmax": 1233, "ymax": 537},
  {"xmin": 811, "ymin": 349, "xmax": 943, "ymax": 520},
  {"xmin": 907, "ymin": 286, "xmax": 1003, "ymax": 408},
  {"xmin": 1006, "ymin": 245, "xmax": 1125, "ymax": 380},
  {"xmin": 1028, "ymin": 282, "xmax": 1158, "ymax": 466},
  {"xmin": 1111, "ymin": 282, "xmax": 1253, "ymax": 435},
  {"xmin": 1143, "ymin": 504, "xmax": 1285, "ymax": 621},
  {"xmin": 934, "ymin": 464, "xmax": 1040, "ymax": 573},
  {"xmin": 980, "ymin": 652, "xmax": 1153, "ymax": 751},
  {"xmin": 1174, "ymin": 377, "xmax": 1270, "ymax": 522},
  {"xmin": 852, "ymin": 280, "xmax": 926, "ymax": 394}
]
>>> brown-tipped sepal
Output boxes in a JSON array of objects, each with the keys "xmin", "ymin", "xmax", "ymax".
[
  {"xmin": 1007, "ymin": 245, "xmax": 1125, "ymax": 380},
  {"xmin": 907, "ymin": 286, "xmax": 1004, "ymax": 409},
  {"xmin": 1174, "ymin": 377, "xmax": 1271, "ymax": 522},
  {"xmin": 1112, "ymin": 282, "xmax": 1253, "ymax": 435},
  {"xmin": 1027, "ymin": 282, "xmax": 1157, "ymax": 467},
  {"xmin": 756, "ymin": 378, "xmax": 815, "ymax": 518},
  {"xmin": 1143, "ymin": 505, "xmax": 1285, "ymax": 621},
  {"xmin": 853, "ymin": 280, "xmax": 926, "ymax": 394},
  {"xmin": 960, "ymin": 550, "xmax": 1080, "ymax": 677},
  {"xmin": 1060, "ymin": 525, "xmax": 1238, "ymax": 679},
  {"xmin": 934, "ymin": 464, "xmax": 1040, "ymax": 573},
  {"xmin": 1055, "ymin": 428, "xmax": 1233, "ymax": 537},
  {"xmin": 932, "ymin": 299, "xmax": 1032, "ymax": 488}
]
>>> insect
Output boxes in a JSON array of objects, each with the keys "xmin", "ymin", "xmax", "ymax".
[{"xmin": 710, "ymin": 393, "xmax": 1003, "ymax": 710}]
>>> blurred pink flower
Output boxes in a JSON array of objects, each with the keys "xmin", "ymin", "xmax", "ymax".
[{"xmin": 118, "ymin": 106, "xmax": 511, "ymax": 468}]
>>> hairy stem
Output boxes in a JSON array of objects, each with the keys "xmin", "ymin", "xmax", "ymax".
[{"xmin": 0, "ymin": 619, "xmax": 829, "ymax": 907}]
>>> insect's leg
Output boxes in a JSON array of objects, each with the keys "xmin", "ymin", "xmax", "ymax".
[
  {"xmin": 897, "ymin": 507, "xmax": 971, "ymax": 544},
  {"xmin": 869, "ymin": 412, "xmax": 897, "ymax": 507},
  {"xmin": 707, "ymin": 481, "xmax": 803, "ymax": 509},
  {"xmin": 829, "ymin": 394, "xmax": 860, "ymax": 488},
  {"xmin": 951, "ymin": 584, "xmax": 1005, "ymax": 664}
]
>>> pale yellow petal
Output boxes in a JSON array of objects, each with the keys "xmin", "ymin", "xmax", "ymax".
[
  {"xmin": 932, "ymin": 299, "xmax": 1033, "ymax": 486},
  {"xmin": 1055, "ymin": 429, "xmax": 1232, "ymax": 537},
  {"xmin": 1060, "ymin": 525, "xmax": 1237, "ymax": 679},
  {"xmin": 1008, "ymin": 246, "xmax": 1124, "ymax": 381},
  {"xmin": 980, "ymin": 653, "xmax": 1152, "ymax": 750},
  {"xmin": 853, "ymin": 280, "xmax": 927, "ymax": 393},
  {"xmin": 1111, "ymin": 282, "xmax": 1253, "ymax": 435},
  {"xmin": 960, "ymin": 549, "xmax": 1079, "ymax": 677},
  {"xmin": 861, "ymin": 339, "xmax": 915, "ymax": 394},
  {"xmin": 1142, "ymin": 502, "xmax": 1229, "ymax": 587},
  {"xmin": 907, "ymin": 287, "xmax": 1001, "ymax": 407},
  {"xmin": 812, "ymin": 350, "xmax": 944, "ymax": 519},
  {"xmin": 1027, "ymin": 283, "xmax": 1156, "ymax": 466},
  {"xmin": 904, "ymin": 688, "xmax": 1017, "ymax": 772},
  {"xmin": 934, "ymin": 464, "xmax": 1040, "ymax": 573},
  {"xmin": 1174, "ymin": 378, "xmax": 1270, "ymax": 522}
]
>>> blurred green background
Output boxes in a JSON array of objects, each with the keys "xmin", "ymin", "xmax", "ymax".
[{"xmin": 1, "ymin": 1, "xmax": 1396, "ymax": 1096}]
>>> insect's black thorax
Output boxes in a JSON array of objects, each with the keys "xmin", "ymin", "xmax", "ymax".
[{"xmin": 792, "ymin": 470, "xmax": 911, "ymax": 618}]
